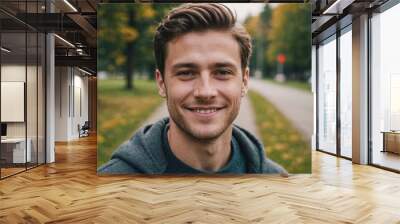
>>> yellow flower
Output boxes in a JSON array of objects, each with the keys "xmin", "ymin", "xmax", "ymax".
[
  {"xmin": 120, "ymin": 27, "xmax": 138, "ymax": 42},
  {"xmin": 139, "ymin": 5, "xmax": 155, "ymax": 19}
]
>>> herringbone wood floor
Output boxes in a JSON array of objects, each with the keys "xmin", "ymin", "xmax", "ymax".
[{"xmin": 1, "ymin": 135, "xmax": 399, "ymax": 223}]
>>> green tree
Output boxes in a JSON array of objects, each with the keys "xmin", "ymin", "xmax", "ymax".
[
  {"xmin": 244, "ymin": 4, "xmax": 273, "ymax": 78},
  {"xmin": 267, "ymin": 4, "xmax": 311, "ymax": 81},
  {"xmin": 98, "ymin": 4, "xmax": 178, "ymax": 89},
  {"xmin": 98, "ymin": 4, "xmax": 130, "ymax": 75}
]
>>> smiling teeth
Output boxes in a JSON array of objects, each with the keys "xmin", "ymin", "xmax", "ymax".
[{"xmin": 195, "ymin": 108, "xmax": 217, "ymax": 114}]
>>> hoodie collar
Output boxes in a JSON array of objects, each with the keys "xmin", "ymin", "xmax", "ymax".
[{"xmin": 112, "ymin": 117, "xmax": 265, "ymax": 174}]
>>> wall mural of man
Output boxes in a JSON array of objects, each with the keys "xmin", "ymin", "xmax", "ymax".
[{"xmin": 98, "ymin": 3, "xmax": 288, "ymax": 175}]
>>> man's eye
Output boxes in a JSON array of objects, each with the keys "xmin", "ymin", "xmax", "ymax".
[
  {"xmin": 216, "ymin": 69, "xmax": 233, "ymax": 76},
  {"xmin": 176, "ymin": 71, "xmax": 194, "ymax": 77}
]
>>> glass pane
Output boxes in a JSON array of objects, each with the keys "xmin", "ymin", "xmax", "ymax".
[
  {"xmin": 312, "ymin": 45, "xmax": 317, "ymax": 150},
  {"xmin": 317, "ymin": 36, "xmax": 337, "ymax": 154},
  {"xmin": 340, "ymin": 29, "xmax": 352, "ymax": 158},
  {"xmin": 371, "ymin": 4, "xmax": 400, "ymax": 171},
  {"xmin": 27, "ymin": 31, "xmax": 38, "ymax": 169},
  {"xmin": 0, "ymin": 1, "xmax": 46, "ymax": 178},
  {"xmin": 1, "ymin": 30, "xmax": 27, "ymax": 177},
  {"xmin": 38, "ymin": 33, "xmax": 45, "ymax": 165}
]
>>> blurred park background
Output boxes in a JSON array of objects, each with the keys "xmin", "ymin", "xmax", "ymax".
[{"xmin": 97, "ymin": 3, "xmax": 312, "ymax": 173}]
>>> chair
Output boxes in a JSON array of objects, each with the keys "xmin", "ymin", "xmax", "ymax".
[{"xmin": 79, "ymin": 121, "xmax": 90, "ymax": 138}]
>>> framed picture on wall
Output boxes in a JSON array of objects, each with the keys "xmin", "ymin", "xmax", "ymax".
[{"xmin": 1, "ymin": 81, "xmax": 25, "ymax": 122}]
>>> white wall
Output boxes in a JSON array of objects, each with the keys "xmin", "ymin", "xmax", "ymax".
[
  {"xmin": 55, "ymin": 67, "xmax": 70, "ymax": 141},
  {"xmin": 72, "ymin": 72, "xmax": 89, "ymax": 137},
  {"xmin": 1, "ymin": 65, "xmax": 26, "ymax": 81},
  {"xmin": 54, "ymin": 67, "xmax": 89, "ymax": 141}
]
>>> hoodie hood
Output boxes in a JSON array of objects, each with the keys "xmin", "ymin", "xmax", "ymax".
[{"xmin": 109, "ymin": 118, "xmax": 169, "ymax": 174}]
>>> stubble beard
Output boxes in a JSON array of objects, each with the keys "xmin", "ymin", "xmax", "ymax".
[{"xmin": 167, "ymin": 100, "xmax": 239, "ymax": 143}]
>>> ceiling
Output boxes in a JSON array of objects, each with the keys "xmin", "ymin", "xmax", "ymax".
[
  {"xmin": 2, "ymin": 0, "xmax": 392, "ymax": 73},
  {"xmin": 311, "ymin": 0, "xmax": 389, "ymax": 42},
  {"xmin": 0, "ymin": 0, "xmax": 98, "ymax": 73}
]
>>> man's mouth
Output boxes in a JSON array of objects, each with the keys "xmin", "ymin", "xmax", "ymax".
[{"xmin": 185, "ymin": 106, "xmax": 225, "ymax": 115}]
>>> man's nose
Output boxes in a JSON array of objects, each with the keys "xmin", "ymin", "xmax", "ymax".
[{"xmin": 193, "ymin": 73, "xmax": 217, "ymax": 100}]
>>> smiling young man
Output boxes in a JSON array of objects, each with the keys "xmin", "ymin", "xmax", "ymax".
[{"xmin": 98, "ymin": 3, "xmax": 288, "ymax": 175}]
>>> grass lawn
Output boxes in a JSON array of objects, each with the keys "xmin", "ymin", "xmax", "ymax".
[
  {"xmin": 97, "ymin": 79, "xmax": 163, "ymax": 167},
  {"xmin": 248, "ymin": 90, "xmax": 311, "ymax": 173},
  {"xmin": 264, "ymin": 78, "xmax": 311, "ymax": 92}
]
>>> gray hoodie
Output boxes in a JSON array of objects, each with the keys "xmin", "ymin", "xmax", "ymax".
[{"xmin": 97, "ymin": 117, "xmax": 288, "ymax": 176}]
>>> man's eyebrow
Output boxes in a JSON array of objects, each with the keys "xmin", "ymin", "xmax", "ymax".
[
  {"xmin": 213, "ymin": 62, "xmax": 238, "ymax": 69},
  {"xmin": 172, "ymin": 63, "xmax": 198, "ymax": 70}
]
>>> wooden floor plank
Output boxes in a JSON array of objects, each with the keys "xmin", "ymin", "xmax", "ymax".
[{"xmin": 0, "ymin": 135, "xmax": 399, "ymax": 223}]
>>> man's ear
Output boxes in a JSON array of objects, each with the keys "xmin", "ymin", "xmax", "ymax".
[
  {"xmin": 241, "ymin": 67, "xmax": 249, "ymax": 97},
  {"xmin": 155, "ymin": 69, "xmax": 167, "ymax": 98}
]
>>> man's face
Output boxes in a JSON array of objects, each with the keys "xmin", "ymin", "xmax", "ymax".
[{"xmin": 156, "ymin": 30, "xmax": 249, "ymax": 140}]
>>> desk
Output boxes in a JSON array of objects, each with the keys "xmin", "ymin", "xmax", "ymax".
[
  {"xmin": 1, "ymin": 138, "xmax": 31, "ymax": 163},
  {"xmin": 382, "ymin": 131, "xmax": 400, "ymax": 154}
]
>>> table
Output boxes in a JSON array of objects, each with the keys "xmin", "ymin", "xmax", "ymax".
[
  {"xmin": 381, "ymin": 131, "xmax": 400, "ymax": 154},
  {"xmin": 1, "ymin": 138, "xmax": 31, "ymax": 163}
]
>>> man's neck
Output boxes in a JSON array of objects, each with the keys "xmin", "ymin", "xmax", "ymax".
[{"xmin": 167, "ymin": 121, "xmax": 232, "ymax": 172}]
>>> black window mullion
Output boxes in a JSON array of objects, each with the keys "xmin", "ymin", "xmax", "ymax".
[
  {"xmin": 336, "ymin": 29, "xmax": 341, "ymax": 157},
  {"xmin": 25, "ymin": 0, "xmax": 28, "ymax": 171},
  {"xmin": 43, "ymin": 0, "xmax": 48, "ymax": 165},
  {"xmin": 316, "ymin": 44, "xmax": 319, "ymax": 151},
  {"xmin": 44, "ymin": 31, "xmax": 47, "ymax": 164},
  {"xmin": 367, "ymin": 11, "xmax": 373, "ymax": 165},
  {"xmin": 36, "ymin": 0, "xmax": 39, "ymax": 167}
]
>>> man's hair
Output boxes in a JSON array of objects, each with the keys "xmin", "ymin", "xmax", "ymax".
[{"xmin": 154, "ymin": 3, "xmax": 252, "ymax": 76}]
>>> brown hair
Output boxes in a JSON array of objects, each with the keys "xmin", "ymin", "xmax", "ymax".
[{"xmin": 154, "ymin": 3, "xmax": 252, "ymax": 76}]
